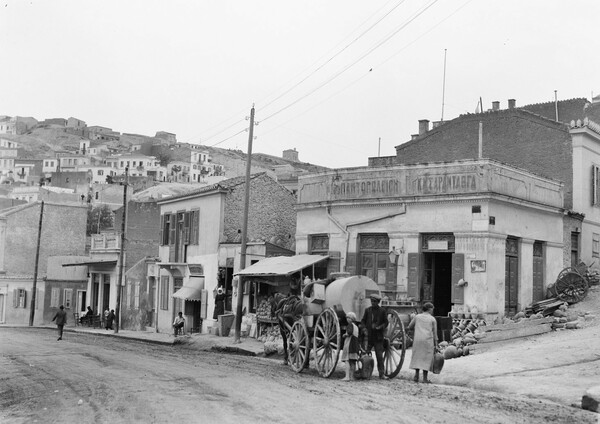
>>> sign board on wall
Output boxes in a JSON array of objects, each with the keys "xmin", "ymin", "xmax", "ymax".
[{"xmin": 428, "ymin": 241, "xmax": 448, "ymax": 250}]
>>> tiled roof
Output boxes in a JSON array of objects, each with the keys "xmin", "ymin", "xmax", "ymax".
[
  {"xmin": 518, "ymin": 98, "xmax": 600, "ymax": 125},
  {"xmin": 157, "ymin": 173, "xmax": 266, "ymax": 203}
]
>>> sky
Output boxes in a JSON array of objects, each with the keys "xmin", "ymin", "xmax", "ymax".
[{"xmin": 1, "ymin": 1, "xmax": 599, "ymax": 169}]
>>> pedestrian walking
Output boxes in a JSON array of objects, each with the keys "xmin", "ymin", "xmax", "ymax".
[
  {"xmin": 213, "ymin": 287, "xmax": 226, "ymax": 319},
  {"xmin": 361, "ymin": 293, "xmax": 389, "ymax": 380},
  {"xmin": 52, "ymin": 305, "xmax": 67, "ymax": 341},
  {"xmin": 341, "ymin": 312, "xmax": 360, "ymax": 381},
  {"xmin": 407, "ymin": 302, "xmax": 438, "ymax": 383}
]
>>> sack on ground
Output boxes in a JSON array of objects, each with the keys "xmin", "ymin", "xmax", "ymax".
[{"xmin": 432, "ymin": 352, "xmax": 445, "ymax": 374}]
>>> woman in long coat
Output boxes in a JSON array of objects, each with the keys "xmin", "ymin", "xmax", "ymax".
[{"xmin": 407, "ymin": 302, "xmax": 437, "ymax": 383}]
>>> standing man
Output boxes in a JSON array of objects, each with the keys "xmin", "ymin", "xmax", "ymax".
[
  {"xmin": 52, "ymin": 305, "xmax": 67, "ymax": 341},
  {"xmin": 361, "ymin": 293, "xmax": 389, "ymax": 380}
]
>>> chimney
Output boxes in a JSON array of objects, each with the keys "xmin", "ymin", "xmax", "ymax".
[
  {"xmin": 411, "ymin": 134, "xmax": 419, "ymax": 140},
  {"xmin": 508, "ymin": 99, "xmax": 516, "ymax": 109},
  {"xmin": 492, "ymin": 101, "xmax": 500, "ymax": 111},
  {"xmin": 418, "ymin": 119, "xmax": 430, "ymax": 135}
]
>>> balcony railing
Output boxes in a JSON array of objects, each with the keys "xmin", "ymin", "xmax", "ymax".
[{"xmin": 91, "ymin": 233, "xmax": 120, "ymax": 250}]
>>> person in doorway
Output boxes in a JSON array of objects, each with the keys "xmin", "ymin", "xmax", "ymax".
[
  {"xmin": 106, "ymin": 309, "xmax": 115, "ymax": 330},
  {"xmin": 173, "ymin": 311, "xmax": 185, "ymax": 336},
  {"xmin": 341, "ymin": 312, "xmax": 360, "ymax": 381},
  {"xmin": 52, "ymin": 305, "xmax": 67, "ymax": 341},
  {"xmin": 361, "ymin": 293, "xmax": 389, "ymax": 380},
  {"xmin": 407, "ymin": 302, "xmax": 438, "ymax": 383},
  {"xmin": 213, "ymin": 287, "xmax": 226, "ymax": 320}
]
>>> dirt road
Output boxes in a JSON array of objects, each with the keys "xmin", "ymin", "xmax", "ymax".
[{"xmin": 1, "ymin": 328, "xmax": 597, "ymax": 424}]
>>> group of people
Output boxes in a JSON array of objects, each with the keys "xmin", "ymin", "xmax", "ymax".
[{"xmin": 341, "ymin": 293, "xmax": 438, "ymax": 383}]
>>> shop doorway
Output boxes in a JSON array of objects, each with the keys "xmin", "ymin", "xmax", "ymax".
[
  {"xmin": 422, "ymin": 252, "xmax": 453, "ymax": 317},
  {"xmin": 505, "ymin": 237, "xmax": 519, "ymax": 316}
]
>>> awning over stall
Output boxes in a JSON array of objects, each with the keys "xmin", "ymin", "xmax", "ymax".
[
  {"xmin": 234, "ymin": 254, "xmax": 328, "ymax": 277},
  {"xmin": 172, "ymin": 276, "xmax": 205, "ymax": 301}
]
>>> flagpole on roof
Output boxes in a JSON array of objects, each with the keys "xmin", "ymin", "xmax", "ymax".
[{"xmin": 441, "ymin": 49, "xmax": 447, "ymax": 122}]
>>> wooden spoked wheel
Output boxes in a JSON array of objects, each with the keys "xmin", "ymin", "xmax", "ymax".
[
  {"xmin": 313, "ymin": 308, "xmax": 341, "ymax": 378},
  {"xmin": 382, "ymin": 310, "xmax": 406, "ymax": 378},
  {"xmin": 555, "ymin": 271, "xmax": 589, "ymax": 304},
  {"xmin": 288, "ymin": 319, "xmax": 310, "ymax": 373}
]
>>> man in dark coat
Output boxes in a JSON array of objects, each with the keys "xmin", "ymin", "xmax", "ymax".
[
  {"xmin": 361, "ymin": 293, "xmax": 389, "ymax": 379},
  {"xmin": 52, "ymin": 305, "xmax": 68, "ymax": 341}
]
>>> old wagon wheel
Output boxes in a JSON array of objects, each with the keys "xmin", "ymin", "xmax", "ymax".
[
  {"xmin": 313, "ymin": 308, "xmax": 341, "ymax": 378},
  {"xmin": 382, "ymin": 310, "xmax": 406, "ymax": 379},
  {"xmin": 288, "ymin": 319, "xmax": 310, "ymax": 373},
  {"xmin": 555, "ymin": 271, "xmax": 589, "ymax": 304}
]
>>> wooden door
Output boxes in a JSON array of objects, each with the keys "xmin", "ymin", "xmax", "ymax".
[
  {"xmin": 532, "ymin": 256, "xmax": 544, "ymax": 302},
  {"xmin": 505, "ymin": 256, "xmax": 519, "ymax": 315}
]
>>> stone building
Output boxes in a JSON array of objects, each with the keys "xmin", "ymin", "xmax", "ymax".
[
  {"xmin": 296, "ymin": 159, "xmax": 564, "ymax": 319},
  {"xmin": 0, "ymin": 202, "xmax": 87, "ymax": 324},
  {"xmin": 153, "ymin": 173, "xmax": 296, "ymax": 334}
]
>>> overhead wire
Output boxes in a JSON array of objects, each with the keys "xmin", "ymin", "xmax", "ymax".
[
  {"xmin": 260, "ymin": 0, "xmax": 440, "ymax": 123},
  {"xmin": 186, "ymin": 0, "xmax": 406, "ymax": 146}
]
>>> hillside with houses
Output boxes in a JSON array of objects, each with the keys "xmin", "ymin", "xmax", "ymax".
[{"xmin": 0, "ymin": 115, "xmax": 329, "ymax": 206}]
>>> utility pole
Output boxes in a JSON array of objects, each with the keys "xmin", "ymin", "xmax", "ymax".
[
  {"xmin": 114, "ymin": 168, "xmax": 128, "ymax": 333},
  {"xmin": 29, "ymin": 200, "xmax": 44, "ymax": 326},
  {"xmin": 234, "ymin": 105, "xmax": 255, "ymax": 343},
  {"xmin": 378, "ymin": 137, "xmax": 381, "ymax": 157}
]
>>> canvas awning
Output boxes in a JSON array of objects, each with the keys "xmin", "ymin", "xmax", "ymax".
[
  {"xmin": 234, "ymin": 254, "xmax": 328, "ymax": 277},
  {"xmin": 62, "ymin": 260, "xmax": 117, "ymax": 267},
  {"xmin": 172, "ymin": 276, "xmax": 205, "ymax": 301}
]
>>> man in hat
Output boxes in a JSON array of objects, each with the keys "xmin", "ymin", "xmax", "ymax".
[
  {"xmin": 361, "ymin": 293, "xmax": 389, "ymax": 379},
  {"xmin": 52, "ymin": 305, "xmax": 67, "ymax": 341}
]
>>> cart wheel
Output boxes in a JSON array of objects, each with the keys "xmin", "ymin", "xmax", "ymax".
[
  {"xmin": 288, "ymin": 319, "xmax": 310, "ymax": 373},
  {"xmin": 555, "ymin": 271, "xmax": 589, "ymax": 304},
  {"xmin": 313, "ymin": 308, "xmax": 340, "ymax": 378},
  {"xmin": 382, "ymin": 310, "xmax": 406, "ymax": 378}
]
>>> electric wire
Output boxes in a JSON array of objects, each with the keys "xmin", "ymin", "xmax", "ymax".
[
  {"xmin": 187, "ymin": 0, "xmax": 406, "ymax": 146},
  {"xmin": 260, "ymin": 0, "xmax": 440, "ymax": 123}
]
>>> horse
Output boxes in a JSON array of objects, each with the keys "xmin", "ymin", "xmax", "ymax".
[{"xmin": 270, "ymin": 292, "xmax": 303, "ymax": 365}]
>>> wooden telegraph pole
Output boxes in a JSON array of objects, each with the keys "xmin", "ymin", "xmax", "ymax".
[
  {"xmin": 234, "ymin": 105, "xmax": 255, "ymax": 343},
  {"xmin": 115, "ymin": 167, "xmax": 129, "ymax": 333},
  {"xmin": 29, "ymin": 201, "xmax": 44, "ymax": 326}
]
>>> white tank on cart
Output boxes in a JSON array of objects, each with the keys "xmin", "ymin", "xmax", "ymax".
[{"xmin": 304, "ymin": 275, "xmax": 380, "ymax": 321}]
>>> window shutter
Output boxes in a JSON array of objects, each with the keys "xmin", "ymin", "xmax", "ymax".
[
  {"xmin": 13, "ymin": 289, "xmax": 17, "ymax": 308},
  {"xmin": 193, "ymin": 210, "xmax": 200, "ymax": 244},
  {"xmin": 183, "ymin": 212, "xmax": 191, "ymax": 245},
  {"xmin": 159, "ymin": 214, "xmax": 164, "ymax": 246},
  {"xmin": 451, "ymin": 253, "xmax": 465, "ymax": 304},
  {"xmin": 22, "ymin": 289, "xmax": 27, "ymax": 308},
  {"xmin": 169, "ymin": 213, "xmax": 176, "ymax": 245},
  {"xmin": 407, "ymin": 253, "xmax": 422, "ymax": 301},
  {"xmin": 593, "ymin": 166, "xmax": 597, "ymax": 206}
]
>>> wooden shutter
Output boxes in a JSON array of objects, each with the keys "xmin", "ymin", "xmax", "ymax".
[
  {"xmin": 193, "ymin": 210, "xmax": 200, "ymax": 244},
  {"xmin": 168, "ymin": 213, "xmax": 176, "ymax": 245},
  {"xmin": 532, "ymin": 256, "xmax": 544, "ymax": 302},
  {"xmin": 451, "ymin": 253, "xmax": 465, "ymax": 304},
  {"xmin": 183, "ymin": 212, "xmax": 191, "ymax": 245},
  {"xmin": 407, "ymin": 253, "xmax": 422, "ymax": 301},
  {"xmin": 13, "ymin": 289, "xmax": 18, "ymax": 307},
  {"xmin": 159, "ymin": 214, "xmax": 165, "ymax": 246}
]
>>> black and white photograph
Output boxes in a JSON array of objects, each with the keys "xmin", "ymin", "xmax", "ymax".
[{"xmin": 1, "ymin": 1, "xmax": 600, "ymax": 423}]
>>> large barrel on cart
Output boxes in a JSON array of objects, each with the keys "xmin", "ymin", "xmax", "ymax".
[{"xmin": 287, "ymin": 275, "xmax": 407, "ymax": 378}]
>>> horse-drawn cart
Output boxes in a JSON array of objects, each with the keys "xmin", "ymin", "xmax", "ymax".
[{"xmin": 280, "ymin": 275, "xmax": 407, "ymax": 378}]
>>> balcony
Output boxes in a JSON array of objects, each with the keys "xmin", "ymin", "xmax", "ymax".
[{"xmin": 91, "ymin": 233, "xmax": 120, "ymax": 251}]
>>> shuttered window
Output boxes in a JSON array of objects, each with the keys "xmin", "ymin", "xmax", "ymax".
[
  {"xmin": 64, "ymin": 289, "xmax": 73, "ymax": 309},
  {"xmin": 160, "ymin": 276, "xmax": 169, "ymax": 310},
  {"xmin": 134, "ymin": 282, "xmax": 140, "ymax": 310},
  {"xmin": 50, "ymin": 287, "xmax": 60, "ymax": 307},
  {"xmin": 13, "ymin": 288, "xmax": 26, "ymax": 308}
]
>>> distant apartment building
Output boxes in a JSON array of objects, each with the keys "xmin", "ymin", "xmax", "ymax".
[
  {"xmin": 0, "ymin": 116, "xmax": 38, "ymax": 135},
  {"xmin": 57, "ymin": 154, "xmax": 91, "ymax": 171},
  {"xmin": 42, "ymin": 157, "xmax": 58, "ymax": 175},
  {"xmin": 9, "ymin": 186, "xmax": 40, "ymax": 202},
  {"xmin": 87, "ymin": 126, "xmax": 120, "ymax": 141},
  {"xmin": 13, "ymin": 159, "xmax": 42, "ymax": 185},
  {"xmin": 283, "ymin": 148, "xmax": 299, "ymax": 162},
  {"xmin": 41, "ymin": 118, "xmax": 67, "ymax": 127},
  {"xmin": 155, "ymin": 131, "xmax": 177, "ymax": 144},
  {"xmin": 67, "ymin": 117, "xmax": 86, "ymax": 128},
  {"xmin": 0, "ymin": 148, "xmax": 18, "ymax": 177},
  {"xmin": 0, "ymin": 138, "xmax": 20, "ymax": 149}
]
